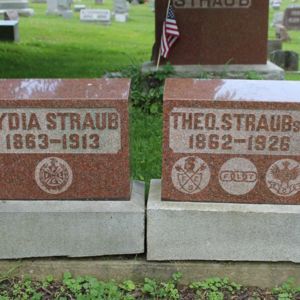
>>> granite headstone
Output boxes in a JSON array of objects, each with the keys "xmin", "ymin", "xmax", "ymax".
[
  {"xmin": 0, "ymin": 79, "xmax": 131, "ymax": 200},
  {"xmin": 162, "ymin": 78, "xmax": 300, "ymax": 204},
  {"xmin": 284, "ymin": 5, "xmax": 300, "ymax": 30},
  {"xmin": 153, "ymin": 0, "xmax": 269, "ymax": 65}
]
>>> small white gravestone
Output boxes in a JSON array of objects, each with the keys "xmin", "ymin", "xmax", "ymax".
[
  {"xmin": 74, "ymin": 4, "xmax": 85, "ymax": 11},
  {"xmin": 80, "ymin": 8, "xmax": 111, "ymax": 24},
  {"xmin": 115, "ymin": 12, "xmax": 127, "ymax": 22}
]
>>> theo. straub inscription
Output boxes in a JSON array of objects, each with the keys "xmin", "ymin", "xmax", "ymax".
[
  {"xmin": 169, "ymin": 108, "xmax": 300, "ymax": 156},
  {"xmin": 0, "ymin": 108, "xmax": 121, "ymax": 154},
  {"xmin": 173, "ymin": 0, "xmax": 251, "ymax": 9}
]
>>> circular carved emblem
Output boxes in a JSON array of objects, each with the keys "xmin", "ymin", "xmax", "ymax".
[
  {"xmin": 35, "ymin": 157, "xmax": 73, "ymax": 194},
  {"xmin": 219, "ymin": 158, "xmax": 258, "ymax": 196},
  {"xmin": 266, "ymin": 159, "xmax": 300, "ymax": 197},
  {"xmin": 171, "ymin": 156, "xmax": 210, "ymax": 194}
]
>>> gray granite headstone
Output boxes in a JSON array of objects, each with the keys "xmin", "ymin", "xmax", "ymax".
[
  {"xmin": 80, "ymin": 8, "xmax": 111, "ymax": 24},
  {"xmin": 47, "ymin": 0, "xmax": 72, "ymax": 17},
  {"xmin": 0, "ymin": 0, "xmax": 34, "ymax": 16},
  {"xmin": 271, "ymin": 50, "xmax": 299, "ymax": 71},
  {"xmin": 284, "ymin": 5, "xmax": 300, "ymax": 30},
  {"xmin": 272, "ymin": 12, "xmax": 284, "ymax": 27},
  {"xmin": 114, "ymin": 0, "xmax": 128, "ymax": 14},
  {"xmin": 267, "ymin": 39, "xmax": 282, "ymax": 56},
  {"xmin": 4, "ymin": 9, "xmax": 18, "ymax": 20},
  {"xmin": 74, "ymin": 4, "xmax": 85, "ymax": 11},
  {"xmin": 0, "ymin": 20, "xmax": 19, "ymax": 41}
]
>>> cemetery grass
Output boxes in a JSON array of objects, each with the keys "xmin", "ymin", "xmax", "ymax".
[
  {"xmin": 1, "ymin": 272, "xmax": 300, "ymax": 299},
  {"xmin": 0, "ymin": 0, "xmax": 299, "ymax": 78},
  {"xmin": 0, "ymin": 0, "xmax": 154, "ymax": 78}
]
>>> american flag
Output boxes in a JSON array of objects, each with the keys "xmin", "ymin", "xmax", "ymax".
[{"xmin": 160, "ymin": 3, "xmax": 180, "ymax": 59}]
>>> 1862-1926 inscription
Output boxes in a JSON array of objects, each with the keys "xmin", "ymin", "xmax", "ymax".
[{"xmin": 170, "ymin": 108, "xmax": 299, "ymax": 156}]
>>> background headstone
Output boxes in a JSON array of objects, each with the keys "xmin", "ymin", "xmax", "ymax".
[
  {"xmin": 0, "ymin": 19, "xmax": 18, "ymax": 41},
  {"xmin": 0, "ymin": 0, "xmax": 34, "ymax": 16},
  {"xmin": 46, "ymin": 0, "xmax": 58, "ymax": 14},
  {"xmin": 114, "ymin": 0, "xmax": 128, "ymax": 14},
  {"xmin": 283, "ymin": 5, "xmax": 300, "ymax": 30},
  {"xmin": 153, "ymin": 0, "xmax": 269, "ymax": 65},
  {"xmin": 271, "ymin": 50, "xmax": 299, "ymax": 71},
  {"xmin": 74, "ymin": 4, "xmax": 85, "ymax": 11},
  {"xmin": 275, "ymin": 24, "xmax": 291, "ymax": 41},
  {"xmin": 267, "ymin": 39, "xmax": 282, "ymax": 56},
  {"xmin": 272, "ymin": 11, "xmax": 284, "ymax": 27},
  {"xmin": 80, "ymin": 8, "xmax": 111, "ymax": 24},
  {"xmin": 4, "ymin": 9, "xmax": 18, "ymax": 19},
  {"xmin": 94, "ymin": 0, "xmax": 103, "ymax": 4},
  {"xmin": 271, "ymin": 0, "xmax": 281, "ymax": 10}
]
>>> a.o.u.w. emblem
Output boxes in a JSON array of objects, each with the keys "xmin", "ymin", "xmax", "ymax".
[{"xmin": 171, "ymin": 156, "xmax": 210, "ymax": 194}]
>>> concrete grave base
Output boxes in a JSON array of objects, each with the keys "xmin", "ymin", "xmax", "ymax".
[
  {"xmin": 0, "ymin": 258, "xmax": 300, "ymax": 288},
  {"xmin": 0, "ymin": 181, "xmax": 145, "ymax": 259},
  {"xmin": 142, "ymin": 61, "xmax": 285, "ymax": 80},
  {"xmin": 147, "ymin": 179, "xmax": 300, "ymax": 262}
]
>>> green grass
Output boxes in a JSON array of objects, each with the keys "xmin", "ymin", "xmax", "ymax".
[
  {"xmin": 130, "ymin": 108, "xmax": 162, "ymax": 187},
  {"xmin": 0, "ymin": 0, "xmax": 154, "ymax": 78}
]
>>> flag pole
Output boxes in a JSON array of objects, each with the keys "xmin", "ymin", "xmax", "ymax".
[{"xmin": 156, "ymin": 0, "xmax": 172, "ymax": 70}]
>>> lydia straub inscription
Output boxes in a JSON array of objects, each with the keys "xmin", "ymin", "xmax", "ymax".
[
  {"xmin": 169, "ymin": 108, "xmax": 300, "ymax": 156},
  {"xmin": 0, "ymin": 108, "xmax": 121, "ymax": 154},
  {"xmin": 173, "ymin": 0, "xmax": 252, "ymax": 9}
]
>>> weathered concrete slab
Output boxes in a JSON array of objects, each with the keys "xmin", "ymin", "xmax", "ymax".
[
  {"xmin": 142, "ymin": 61, "xmax": 285, "ymax": 80},
  {"xmin": 147, "ymin": 180, "xmax": 300, "ymax": 262},
  {"xmin": 0, "ymin": 258, "xmax": 299, "ymax": 288},
  {"xmin": 0, "ymin": 181, "xmax": 145, "ymax": 259}
]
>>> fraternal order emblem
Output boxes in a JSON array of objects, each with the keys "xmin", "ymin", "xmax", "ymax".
[
  {"xmin": 266, "ymin": 159, "xmax": 300, "ymax": 197},
  {"xmin": 171, "ymin": 156, "xmax": 210, "ymax": 194},
  {"xmin": 35, "ymin": 157, "xmax": 73, "ymax": 194},
  {"xmin": 219, "ymin": 158, "xmax": 258, "ymax": 196}
]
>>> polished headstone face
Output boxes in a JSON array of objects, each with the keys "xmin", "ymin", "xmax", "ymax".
[
  {"xmin": 0, "ymin": 79, "xmax": 131, "ymax": 200},
  {"xmin": 153, "ymin": 0, "xmax": 269, "ymax": 65},
  {"xmin": 162, "ymin": 79, "xmax": 300, "ymax": 204}
]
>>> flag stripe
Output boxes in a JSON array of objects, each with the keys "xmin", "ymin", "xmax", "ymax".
[{"xmin": 160, "ymin": 3, "xmax": 180, "ymax": 59}]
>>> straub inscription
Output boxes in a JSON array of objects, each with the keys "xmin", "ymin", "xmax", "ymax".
[
  {"xmin": 0, "ymin": 108, "xmax": 121, "ymax": 154},
  {"xmin": 173, "ymin": 0, "xmax": 252, "ymax": 9},
  {"xmin": 169, "ymin": 107, "xmax": 300, "ymax": 156}
]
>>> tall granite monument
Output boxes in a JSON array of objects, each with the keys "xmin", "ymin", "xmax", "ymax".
[{"xmin": 144, "ymin": 0, "xmax": 284, "ymax": 79}]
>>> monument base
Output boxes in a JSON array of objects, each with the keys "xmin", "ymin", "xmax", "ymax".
[
  {"xmin": 142, "ymin": 61, "xmax": 284, "ymax": 80},
  {"xmin": 147, "ymin": 180, "xmax": 300, "ymax": 262},
  {"xmin": 0, "ymin": 181, "xmax": 145, "ymax": 259}
]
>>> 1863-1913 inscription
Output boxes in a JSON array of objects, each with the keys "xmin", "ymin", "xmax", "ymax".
[
  {"xmin": 0, "ymin": 79, "xmax": 130, "ymax": 200},
  {"xmin": 162, "ymin": 79, "xmax": 300, "ymax": 204},
  {"xmin": 0, "ymin": 109, "xmax": 120, "ymax": 153}
]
